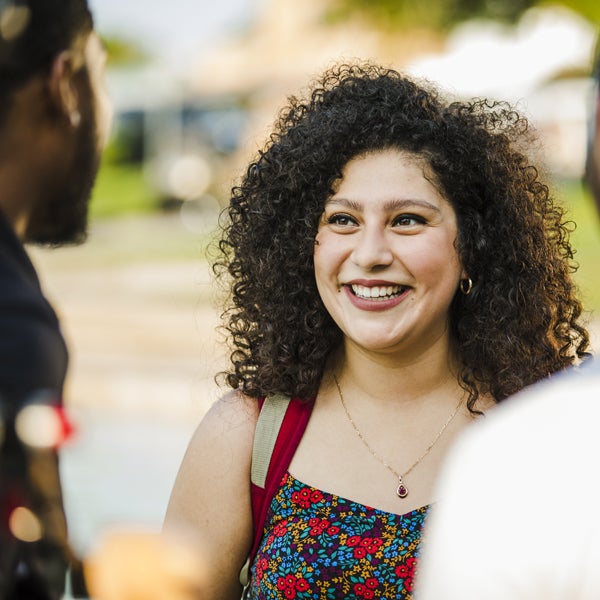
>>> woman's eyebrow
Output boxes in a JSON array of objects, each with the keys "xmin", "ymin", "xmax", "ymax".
[{"xmin": 325, "ymin": 197, "xmax": 441, "ymax": 213}]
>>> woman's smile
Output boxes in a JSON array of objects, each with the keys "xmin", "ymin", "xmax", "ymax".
[{"xmin": 343, "ymin": 281, "xmax": 412, "ymax": 311}]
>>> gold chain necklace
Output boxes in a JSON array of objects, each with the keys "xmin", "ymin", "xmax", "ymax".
[{"xmin": 333, "ymin": 373, "xmax": 463, "ymax": 499}]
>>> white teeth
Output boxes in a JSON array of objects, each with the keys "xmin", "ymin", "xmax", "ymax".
[{"xmin": 351, "ymin": 284, "xmax": 403, "ymax": 300}]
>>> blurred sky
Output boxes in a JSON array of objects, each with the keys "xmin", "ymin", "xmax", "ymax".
[{"xmin": 88, "ymin": 0, "xmax": 258, "ymax": 70}]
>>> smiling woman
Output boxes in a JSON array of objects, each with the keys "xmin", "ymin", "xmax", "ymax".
[{"xmin": 164, "ymin": 62, "xmax": 590, "ymax": 600}]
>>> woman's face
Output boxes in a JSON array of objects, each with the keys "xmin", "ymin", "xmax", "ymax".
[{"xmin": 314, "ymin": 148, "xmax": 465, "ymax": 358}]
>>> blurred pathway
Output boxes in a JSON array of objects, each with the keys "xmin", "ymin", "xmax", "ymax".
[{"xmin": 30, "ymin": 213, "xmax": 225, "ymax": 555}]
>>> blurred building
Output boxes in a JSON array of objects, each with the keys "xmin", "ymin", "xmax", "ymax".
[
  {"xmin": 190, "ymin": 0, "xmax": 443, "ymax": 162},
  {"xmin": 105, "ymin": 0, "xmax": 597, "ymax": 208},
  {"xmin": 191, "ymin": 0, "xmax": 596, "ymax": 179}
]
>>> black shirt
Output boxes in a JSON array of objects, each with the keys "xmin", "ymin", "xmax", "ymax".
[
  {"xmin": 0, "ymin": 211, "xmax": 68, "ymax": 403},
  {"xmin": 0, "ymin": 210, "xmax": 71, "ymax": 599}
]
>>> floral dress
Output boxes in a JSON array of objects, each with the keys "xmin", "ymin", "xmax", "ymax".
[{"xmin": 246, "ymin": 472, "xmax": 429, "ymax": 599}]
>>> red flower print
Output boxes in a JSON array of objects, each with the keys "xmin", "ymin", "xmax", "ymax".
[
  {"xmin": 276, "ymin": 573, "xmax": 309, "ymax": 599},
  {"xmin": 366, "ymin": 578, "xmax": 379, "ymax": 589},
  {"xmin": 273, "ymin": 520, "xmax": 289, "ymax": 537},
  {"xmin": 403, "ymin": 557, "xmax": 418, "ymax": 592},
  {"xmin": 291, "ymin": 488, "xmax": 312, "ymax": 509},
  {"xmin": 353, "ymin": 581, "xmax": 377, "ymax": 598},
  {"xmin": 360, "ymin": 537, "xmax": 383, "ymax": 553},
  {"xmin": 396, "ymin": 565, "xmax": 410, "ymax": 578},
  {"xmin": 277, "ymin": 577, "xmax": 287, "ymax": 591},
  {"xmin": 296, "ymin": 578, "xmax": 309, "ymax": 592},
  {"xmin": 259, "ymin": 476, "xmax": 428, "ymax": 598},
  {"xmin": 347, "ymin": 536, "xmax": 382, "ymax": 558},
  {"xmin": 256, "ymin": 557, "xmax": 268, "ymax": 579},
  {"xmin": 309, "ymin": 518, "xmax": 330, "ymax": 536},
  {"xmin": 310, "ymin": 489, "xmax": 323, "ymax": 503},
  {"xmin": 395, "ymin": 556, "xmax": 417, "ymax": 583}
]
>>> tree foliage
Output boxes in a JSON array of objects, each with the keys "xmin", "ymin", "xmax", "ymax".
[
  {"xmin": 328, "ymin": 0, "xmax": 599, "ymax": 30},
  {"xmin": 102, "ymin": 36, "xmax": 148, "ymax": 66}
]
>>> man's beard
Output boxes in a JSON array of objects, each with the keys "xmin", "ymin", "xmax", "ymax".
[{"xmin": 25, "ymin": 100, "xmax": 100, "ymax": 246}]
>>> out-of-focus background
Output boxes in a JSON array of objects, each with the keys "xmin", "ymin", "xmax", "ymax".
[{"xmin": 28, "ymin": 0, "xmax": 600, "ymax": 561}]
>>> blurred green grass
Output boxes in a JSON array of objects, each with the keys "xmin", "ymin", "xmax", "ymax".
[
  {"xmin": 556, "ymin": 178, "xmax": 600, "ymax": 316},
  {"xmin": 83, "ymin": 162, "xmax": 216, "ymax": 266},
  {"xmin": 89, "ymin": 161, "xmax": 160, "ymax": 219}
]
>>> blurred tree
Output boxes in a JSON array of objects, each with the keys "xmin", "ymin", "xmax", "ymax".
[
  {"xmin": 556, "ymin": 0, "xmax": 600, "ymax": 23},
  {"xmin": 102, "ymin": 36, "xmax": 149, "ymax": 66},
  {"xmin": 328, "ymin": 0, "xmax": 599, "ymax": 29}
]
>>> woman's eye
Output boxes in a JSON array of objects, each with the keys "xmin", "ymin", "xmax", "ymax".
[
  {"xmin": 327, "ymin": 213, "xmax": 356, "ymax": 227},
  {"xmin": 394, "ymin": 214, "xmax": 425, "ymax": 227}
]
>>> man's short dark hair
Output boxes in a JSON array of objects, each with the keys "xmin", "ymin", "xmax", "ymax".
[{"xmin": 0, "ymin": 0, "xmax": 93, "ymax": 100}]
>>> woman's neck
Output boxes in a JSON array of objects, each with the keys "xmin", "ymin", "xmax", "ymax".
[{"xmin": 332, "ymin": 335, "xmax": 462, "ymax": 410}]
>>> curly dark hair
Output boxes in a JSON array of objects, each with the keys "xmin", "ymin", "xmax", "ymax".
[{"xmin": 215, "ymin": 62, "xmax": 589, "ymax": 409}]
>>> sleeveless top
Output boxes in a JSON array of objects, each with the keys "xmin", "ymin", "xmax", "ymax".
[{"xmin": 246, "ymin": 471, "xmax": 430, "ymax": 599}]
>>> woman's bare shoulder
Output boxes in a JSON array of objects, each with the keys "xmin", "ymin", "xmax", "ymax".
[
  {"xmin": 164, "ymin": 390, "xmax": 260, "ymax": 598},
  {"xmin": 201, "ymin": 389, "xmax": 260, "ymax": 433},
  {"xmin": 167, "ymin": 390, "xmax": 259, "ymax": 503}
]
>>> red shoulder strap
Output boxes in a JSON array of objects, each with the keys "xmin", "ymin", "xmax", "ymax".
[{"xmin": 248, "ymin": 396, "xmax": 314, "ymax": 562}]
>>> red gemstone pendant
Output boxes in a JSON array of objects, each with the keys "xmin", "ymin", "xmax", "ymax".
[{"xmin": 397, "ymin": 478, "xmax": 408, "ymax": 498}]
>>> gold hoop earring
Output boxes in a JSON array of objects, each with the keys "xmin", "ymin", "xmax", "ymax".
[{"xmin": 460, "ymin": 278, "xmax": 473, "ymax": 296}]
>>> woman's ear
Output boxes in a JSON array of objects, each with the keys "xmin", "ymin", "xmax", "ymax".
[{"xmin": 47, "ymin": 50, "xmax": 82, "ymax": 127}]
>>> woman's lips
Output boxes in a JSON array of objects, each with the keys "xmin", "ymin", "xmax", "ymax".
[{"xmin": 343, "ymin": 283, "xmax": 411, "ymax": 311}]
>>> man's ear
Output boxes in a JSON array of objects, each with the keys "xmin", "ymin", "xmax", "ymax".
[{"xmin": 47, "ymin": 51, "xmax": 81, "ymax": 127}]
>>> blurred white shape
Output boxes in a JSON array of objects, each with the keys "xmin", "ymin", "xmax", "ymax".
[
  {"xmin": 407, "ymin": 6, "xmax": 596, "ymax": 100},
  {"xmin": 167, "ymin": 154, "xmax": 212, "ymax": 201},
  {"xmin": 9, "ymin": 506, "xmax": 43, "ymax": 543},
  {"xmin": 15, "ymin": 403, "xmax": 64, "ymax": 449},
  {"xmin": 406, "ymin": 6, "xmax": 596, "ymax": 177}
]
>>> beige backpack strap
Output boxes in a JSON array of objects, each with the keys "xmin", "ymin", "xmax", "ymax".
[
  {"xmin": 250, "ymin": 392, "xmax": 291, "ymax": 488},
  {"xmin": 241, "ymin": 393, "xmax": 291, "ymax": 589}
]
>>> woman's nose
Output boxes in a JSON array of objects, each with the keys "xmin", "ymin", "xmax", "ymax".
[{"xmin": 350, "ymin": 228, "xmax": 394, "ymax": 270}]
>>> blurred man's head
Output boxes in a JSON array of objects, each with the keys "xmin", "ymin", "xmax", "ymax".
[
  {"xmin": 0, "ymin": 0, "xmax": 112, "ymax": 245},
  {"xmin": 585, "ymin": 41, "xmax": 600, "ymax": 218}
]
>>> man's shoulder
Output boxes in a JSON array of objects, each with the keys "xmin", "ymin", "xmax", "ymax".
[
  {"xmin": 450, "ymin": 360, "xmax": 600, "ymax": 473},
  {"xmin": 0, "ymin": 242, "xmax": 67, "ymax": 402},
  {"xmin": 484, "ymin": 359, "xmax": 599, "ymax": 428},
  {"xmin": 515, "ymin": 359, "xmax": 598, "ymax": 408},
  {"xmin": 0, "ymin": 236, "xmax": 57, "ymax": 320}
]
